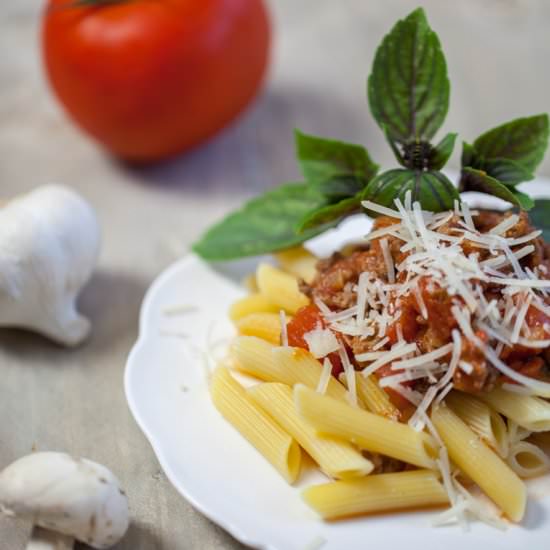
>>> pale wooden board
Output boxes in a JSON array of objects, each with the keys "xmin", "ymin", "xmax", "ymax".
[{"xmin": 1, "ymin": 0, "xmax": 550, "ymax": 548}]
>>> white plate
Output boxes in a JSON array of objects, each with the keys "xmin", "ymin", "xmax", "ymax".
[{"xmin": 125, "ymin": 179, "xmax": 550, "ymax": 550}]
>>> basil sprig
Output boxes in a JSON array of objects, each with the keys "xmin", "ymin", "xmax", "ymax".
[{"xmin": 193, "ymin": 7, "xmax": 549, "ymax": 261}]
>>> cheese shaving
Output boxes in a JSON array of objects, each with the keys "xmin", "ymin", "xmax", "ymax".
[
  {"xmin": 303, "ymin": 326, "xmax": 340, "ymax": 358},
  {"xmin": 339, "ymin": 345, "xmax": 357, "ymax": 407},
  {"xmin": 316, "ymin": 358, "xmax": 333, "ymax": 395},
  {"xmin": 358, "ymin": 343, "xmax": 417, "ymax": 376},
  {"xmin": 380, "ymin": 237, "xmax": 395, "ymax": 283}
]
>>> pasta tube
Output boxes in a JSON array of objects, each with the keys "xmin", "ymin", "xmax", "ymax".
[
  {"xmin": 235, "ymin": 312, "xmax": 282, "ymax": 345},
  {"xmin": 506, "ymin": 441, "xmax": 550, "ymax": 479},
  {"xmin": 354, "ymin": 373, "xmax": 400, "ymax": 420},
  {"xmin": 231, "ymin": 337, "xmax": 349, "ymax": 402},
  {"xmin": 274, "ymin": 246, "xmax": 318, "ymax": 284},
  {"xmin": 229, "ymin": 294, "xmax": 281, "ymax": 321},
  {"xmin": 480, "ymin": 388, "xmax": 550, "ymax": 432},
  {"xmin": 210, "ymin": 368, "xmax": 301, "ymax": 483},
  {"xmin": 432, "ymin": 404, "xmax": 526, "ymax": 521},
  {"xmin": 445, "ymin": 391, "xmax": 508, "ymax": 457},
  {"xmin": 294, "ymin": 385, "xmax": 438, "ymax": 469},
  {"xmin": 242, "ymin": 273, "xmax": 258, "ymax": 293},
  {"xmin": 303, "ymin": 470, "xmax": 448, "ymax": 520},
  {"xmin": 248, "ymin": 383, "xmax": 373, "ymax": 479},
  {"xmin": 256, "ymin": 263, "xmax": 309, "ymax": 314}
]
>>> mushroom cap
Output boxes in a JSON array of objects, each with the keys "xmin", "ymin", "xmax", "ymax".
[{"xmin": 0, "ymin": 452, "xmax": 129, "ymax": 549}]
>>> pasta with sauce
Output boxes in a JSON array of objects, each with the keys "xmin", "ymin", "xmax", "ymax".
[{"xmin": 210, "ymin": 196, "xmax": 550, "ymax": 527}]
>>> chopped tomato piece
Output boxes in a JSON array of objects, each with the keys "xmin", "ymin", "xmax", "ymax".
[
  {"xmin": 387, "ymin": 299, "xmax": 418, "ymax": 344},
  {"xmin": 502, "ymin": 357, "xmax": 550, "ymax": 384},
  {"xmin": 286, "ymin": 304, "xmax": 343, "ymax": 376},
  {"xmin": 287, "ymin": 304, "xmax": 320, "ymax": 348},
  {"xmin": 526, "ymin": 304, "xmax": 550, "ymax": 329}
]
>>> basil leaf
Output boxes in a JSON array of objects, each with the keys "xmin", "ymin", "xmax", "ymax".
[
  {"xmin": 473, "ymin": 114, "xmax": 549, "ymax": 172},
  {"xmin": 368, "ymin": 7, "xmax": 449, "ymax": 144},
  {"xmin": 317, "ymin": 176, "xmax": 364, "ymax": 200},
  {"xmin": 192, "ymin": 183, "xmax": 329, "ymax": 260},
  {"xmin": 294, "ymin": 130, "xmax": 379, "ymax": 185},
  {"xmin": 483, "ymin": 158, "xmax": 534, "ymax": 186},
  {"xmin": 460, "ymin": 167, "xmax": 534, "ymax": 210},
  {"xmin": 297, "ymin": 196, "xmax": 362, "ymax": 233},
  {"xmin": 363, "ymin": 168, "xmax": 458, "ymax": 213},
  {"xmin": 511, "ymin": 190, "xmax": 535, "ymax": 210},
  {"xmin": 428, "ymin": 133, "xmax": 457, "ymax": 170},
  {"xmin": 461, "ymin": 141, "xmax": 479, "ymax": 168},
  {"xmin": 528, "ymin": 200, "xmax": 550, "ymax": 241},
  {"xmin": 461, "ymin": 141, "xmax": 535, "ymax": 186}
]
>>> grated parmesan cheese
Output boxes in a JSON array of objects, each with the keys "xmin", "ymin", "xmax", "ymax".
[
  {"xmin": 303, "ymin": 326, "xmax": 340, "ymax": 358},
  {"xmin": 316, "ymin": 358, "xmax": 333, "ymax": 395},
  {"xmin": 339, "ymin": 344, "xmax": 357, "ymax": 407},
  {"xmin": 357, "ymin": 342, "xmax": 417, "ymax": 376},
  {"xmin": 380, "ymin": 237, "xmax": 395, "ymax": 283}
]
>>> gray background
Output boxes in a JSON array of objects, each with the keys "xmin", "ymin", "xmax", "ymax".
[{"xmin": 1, "ymin": 0, "xmax": 549, "ymax": 548}]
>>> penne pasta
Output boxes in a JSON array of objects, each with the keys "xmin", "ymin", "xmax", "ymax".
[
  {"xmin": 242, "ymin": 273, "xmax": 259, "ymax": 293},
  {"xmin": 229, "ymin": 294, "xmax": 281, "ymax": 321},
  {"xmin": 231, "ymin": 337, "xmax": 350, "ymax": 402},
  {"xmin": 432, "ymin": 403, "xmax": 526, "ymax": 521},
  {"xmin": 256, "ymin": 263, "xmax": 310, "ymax": 314},
  {"xmin": 506, "ymin": 441, "xmax": 550, "ymax": 479},
  {"xmin": 445, "ymin": 391, "xmax": 508, "ymax": 457},
  {"xmin": 480, "ymin": 388, "xmax": 550, "ymax": 432},
  {"xmin": 294, "ymin": 385, "xmax": 438, "ymax": 469},
  {"xmin": 248, "ymin": 383, "xmax": 373, "ymax": 479},
  {"xmin": 210, "ymin": 368, "xmax": 301, "ymax": 483},
  {"xmin": 274, "ymin": 246, "xmax": 318, "ymax": 284},
  {"xmin": 302, "ymin": 470, "xmax": 449, "ymax": 520},
  {"xmin": 235, "ymin": 312, "xmax": 283, "ymax": 345},
  {"xmin": 508, "ymin": 420, "xmax": 532, "ymax": 445},
  {"xmin": 354, "ymin": 373, "xmax": 400, "ymax": 421}
]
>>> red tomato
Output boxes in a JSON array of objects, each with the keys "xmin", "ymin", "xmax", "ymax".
[
  {"xmin": 287, "ymin": 304, "xmax": 344, "ymax": 376},
  {"xmin": 42, "ymin": 0, "xmax": 271, "ymax": 162}
]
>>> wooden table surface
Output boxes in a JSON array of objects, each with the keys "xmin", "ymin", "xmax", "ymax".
[{"xmin": 1, "ymin": 1, "xmax": 549, "ymax": 548}]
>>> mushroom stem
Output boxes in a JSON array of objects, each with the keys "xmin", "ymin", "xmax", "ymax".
[{"xmin": 26, "ymin": 526, "xmax": 74, "ymax": 550}]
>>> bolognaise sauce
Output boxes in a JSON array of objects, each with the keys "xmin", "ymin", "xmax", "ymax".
[{"xmin": 298, "ymin": 209, "xmax": 550, "ymax": 396}]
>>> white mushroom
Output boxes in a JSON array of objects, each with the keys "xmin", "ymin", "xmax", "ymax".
[
  {"xmin": 0, "ymin": 184, "xmax": 100, "ymax": 346},
  {"xmin": 0, "ymin": 452, "xmax": 129, "ymax": 549}
]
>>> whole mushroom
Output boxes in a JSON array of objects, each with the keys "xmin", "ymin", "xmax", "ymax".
[
  {"xmin": 0, "ymin": 184, "xmax": 100, "ymax": 346},
  {"xmin": 0, "ymin": 452, "xmax": 129, "ymax": 549}
]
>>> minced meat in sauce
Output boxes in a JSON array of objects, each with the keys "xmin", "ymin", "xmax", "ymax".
[{"xmin": 299, "ymin": 211, "xmax": 550, "ymax": 395}]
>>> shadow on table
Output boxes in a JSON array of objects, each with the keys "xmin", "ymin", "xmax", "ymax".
[
  {"xmin": 74, "ymin": 521, "xmax": 161, "ymax": 550},
  {"xmin": 0, "ymin": 270, "xmax": 148, "ymax": 359},
  {"xmin": 120, "ymin": 84, "xmax": 372, "ymax": 196},
  {"xmin": 78, "ymin": 269, "xmax": 149, "ymax": 355}
]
